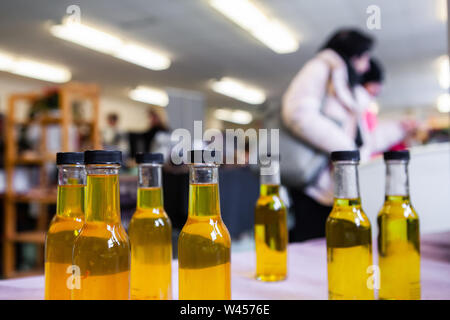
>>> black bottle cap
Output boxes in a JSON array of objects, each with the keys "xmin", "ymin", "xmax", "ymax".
[
  {"xmin": 84, "ymin": 150, "xmax": 122, "ymax": 165},
  {"xmin": 384, "ymin": 150, "xmax": 410, "ymax": 161},
  {"xmin": 331, "ymin": 150, "xmax": 360, "ymax": 162},
  {"xmin": 188, "ymin": 150, "xmax": 221, "ymax": 164},
  {"xmin": 56, "ymin": 152, "xmax": 84, "ymax": 165},
  {"xmin": 136, "ymin": 152, "xmax": 164, "ymax": 164}
]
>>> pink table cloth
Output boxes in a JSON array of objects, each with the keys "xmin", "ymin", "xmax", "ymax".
[{"xmin": 1, "ymin": 232, "xmax": 449, "ymax": 300}]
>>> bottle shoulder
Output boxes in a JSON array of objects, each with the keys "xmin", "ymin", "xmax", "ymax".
[
  {"xmin": 256, "ymin": 194, "xmax": 286, "ymax": 210},
  {"xmin": 76, "ymin": 221, "xmax": 129, "ymax": 245},
  {"xmin": 180, "ymin": 216, "xmax": 230, "ymax": 244},
  {"xmin": 378, "ymin": 198, "xmax": 419, "ymax": 220},
  {"xmin": 328, "ymin": 205, "xmax": 371, "ymax": 228},
  {"xmin": 47, "ymin": 214, "xmax": 84, "ymax": 234}
]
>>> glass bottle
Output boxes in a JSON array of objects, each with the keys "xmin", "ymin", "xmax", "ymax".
[
  {"xmin": 254, "ymin": 156, "xmax": 288, "ymax": 281},
  {"xmin": 378, "ymin": 150, "xmax": 420, "ymax": 300},
  {"xmin": 45, "ymin": 152, "xmax": 85, "ymax": 300},
  {"xmin": 178, "ymin": 150, "xmax": 231, "ymax": 300},
  {"xmin": 326, "ymin": 150, "xmax": 374, "ymax": 300},
  {"xmin": 128, "ymin": 153, "xmax": 172, "ymax": 300},
  {"xmin": 72, "ymin": 150, "xmax": 130, "ymax": 300}
]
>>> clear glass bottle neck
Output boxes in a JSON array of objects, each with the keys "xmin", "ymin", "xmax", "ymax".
[
  {"xmin": 189, "ymin": 164, "xmax": 218, "ymax": 184},
  {"xmin": 58, "ymin": 165, "xmax": 86, "ymax": 186},
  {"xmin": 385, "ymin": 160, "xmax": 410, "ymax": 197},
  {"xmin": 333, "ymin": 161, "xmax": 360, "ymax": 200},
  {"xmin": 260, "ymin": 160, "xmax": 280, "ymax": 189},
  {"xmin": 85, "ymin": 164, "xmax": 121, "ymax": 223},
  {"xmin": 56, "ymin": 165, "xmax": 85, "ymax": 218},
  {"xmin": 188, "ymin": 164, "xmax": 220, "ymax": 217},
  {"xmin": 137, "ymin": 164, "xmax": 163, "ymax": 209}
]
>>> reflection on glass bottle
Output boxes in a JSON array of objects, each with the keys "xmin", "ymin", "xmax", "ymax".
[
  {"xmin": 178, "ymin": 150, "xmax": 231, "ymax": 300},
  {"xmin": 326, "ymin": 151, "xmax": 374, "ymax": 300},
  {"xmin": 378, "ymin": 150, "xmax": 420, "ymax": 300},
  {"xmin": 128, "ymin": 153, "xmax": 172, "ymax": 300},
  {"xmin": 45, "ymin": 152, "xmax": 85, "ymax": 300},
  {"xmin": 254, "ymin": 156, "xmax": 287, "ymax": 281},
  {"xmin": 72, "ymin": 150, "xmax": 130, "ymax": 300}
]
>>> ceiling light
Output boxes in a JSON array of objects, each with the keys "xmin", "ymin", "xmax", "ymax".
[
  {"xmin": 214, "ymin": 108, "xmax": 253, "ymax": 124},
  {"xmin": 0, "ymin": 50, "xmax": 71, "ymax": 83},
  {"xmin": 50, "ymin": 20, "xmax": 171, "ymax": 70},
  {"xmin": 0, "ymin": 51, "xmax": 14, "ymax": 71},
  {"xmin": 436, "ymin": 0, "xmax": 448, "ymax": 22},
  {"xmin": 129, "ymin": 86, "xmax": 169, "ymax": 107},
  {"xmin": 437, "ymin": 93, "xmax": 450, "ymax": 113},
  {"xmin": 436, "ymin": 55, "xmax": 449, "ymax": 89},
  {"xmin": 50, "ymin": 21, "xmax": 123, "ymax": 54},
  {"xmin": 115, "ymin": 44, "xmax": 170, "ymax": 71},
  {"xmin": 211, "ymin": 77, "xmax": 266, "ymax": 104},
  {"xmin": 209, "ymin": 0, "xmax": 299, "ymax": 54}
]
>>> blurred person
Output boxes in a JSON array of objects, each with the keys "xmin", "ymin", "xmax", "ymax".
[
  {"xmin": 102, "ymin": 113, "xmax": 127, "ymax": 152},
  {"xmin": 143, "ymin": 109, "xmax": 169, "ymax": 154},
  {"xmin": 361, "ymin": 58, "xmax": 384, "ymax": 133},
  {"xmin": 282, "ymin": 29, "xmax": 411, "ymax": 242},
  {"xmin": 360, "ymin": 58, "xmax": 418, "ymax": 153}
]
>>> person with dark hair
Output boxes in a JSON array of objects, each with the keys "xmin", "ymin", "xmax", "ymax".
[
  {"xmin": 361, "ymin": 58, "xmax": 385, "ymax": 133},
  {"xmin": 281, "ymin": 29, "xmax": 410, "ymax": 242},
  {"xmin": 360, "ymin": 58, "xmax": 417, "ymax": 153}
]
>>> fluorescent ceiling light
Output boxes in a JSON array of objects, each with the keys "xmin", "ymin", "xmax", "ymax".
[
  {"xmin": 214, "ymin": 108, "xmax": 253, "ymax": 125},
  {"xmin": 129, "ymin": 86, "xmax": 169, "ymax": 107},
  {"xmin": 0, "ymin": 52, "xmax": 15, "ymax": 71},
  {"xmin": 437, "ymin": 93, "xmax": 450, "ymax": 113},
  {"xmin": 115, "ymin": 44, "xmax": 170, "ymax": 71},
  {"xmin": 0, "ymin": 50, "xmax": 71, "ymax": 83},
  {"xmin": 436, "ymin": 0, "xmax": 448, "ymax": 22},
  {"xmin": 50, "ymin": 21, "xmax": 123, "ymax": 54},
  {"xmin": 436, "ymin": 55, "xmax": 449, "ymax": 89},
  {"xmin": 211, "ymin": 77, "xmax": 266, "ymax": 105},
  {"xmin": 209, "ymin": 0, "xmax": 299, "ymax": 54},
  {"xmin": 50, "ymin": 20, "xmax": 170, "ymax": 70}
]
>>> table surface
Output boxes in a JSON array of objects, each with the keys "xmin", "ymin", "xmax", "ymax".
[{"xmin": 1, "ymin": 232, "xmax": 449, "ymax": 300}]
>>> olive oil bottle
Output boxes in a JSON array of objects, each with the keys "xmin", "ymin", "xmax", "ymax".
[
  {"xmin": 128, "ymin": 153, "xmax": 172, "ymax": 300},
  {"xmin": 255, "ymin": 156, "xmax": 287, "ymax": 281},
  {"xmin": 326, "ymin": 150, "xmax": 374, "ymax": 300},
  {"xmin": 378, "ymin": 150, "xmax": 420, "ymax": 300},
  {"xmin": 178, "ymin": 150, "xmax": 231, "ymax": 300},
  {"xmin": 72, "ymin": 150, "xmax": 130, "ymax": 300},
  {"xmin": 45, "ymin": 152, "xmax": 85, "ymax": 300}
]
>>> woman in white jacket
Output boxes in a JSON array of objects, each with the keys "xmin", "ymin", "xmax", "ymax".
[{"xmin": 282, "ymin": 29, "xmax": 408, "ymax": 242}]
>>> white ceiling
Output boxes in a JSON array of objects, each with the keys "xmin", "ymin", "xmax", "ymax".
[{"xmin": 0, "ymin": 0, "xmax": 447, "ymax": 114}]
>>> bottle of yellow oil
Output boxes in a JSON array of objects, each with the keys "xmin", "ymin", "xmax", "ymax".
[
  {"xmin": 378, "ymin": 150, "xmax": 420, "ymax": 300},
  {"xmin": 72, "ymin": 150, "xmax": 130, "ymax": 300},
  {"xmin": 45, "ymin": 152, "xmax": 85, "ymax": 300},
  {"xmin": 254, "ymin": 155, "xmax": 287, "ymax": 281},
  {"xmin": 128, "ymin": 153, "xmax": 172, "ymax": 300},
  {"xmin": 326, "ymin": 150, "xmax": 374, "ymax": 300},
  {"xmin": 178, "ymin": 150, "xmax": 231, "ymax": 300}
]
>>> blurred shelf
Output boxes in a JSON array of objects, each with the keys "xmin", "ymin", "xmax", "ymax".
[
  {"xmin": 9, "ymin": 268, "xmax": 44, "ymax": 279},
  {"xmin": 10, "ymin": 231, "xmax": 46, "ymax": 244},
  {"xmin": 6, "ymin": 153, "xmax": 57, "ymax": 165}
]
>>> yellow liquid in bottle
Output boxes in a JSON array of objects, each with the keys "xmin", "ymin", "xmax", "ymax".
[
  {"xmin": 326, "ymin": 198, "xmax": 374, "ymax": 300},
  {"xmin": 45, "ymin": 185, "xmax": 84, "ymax": 300},
  {"xmin": 378, "ymin": 195, "xmax": 420, "ymax": 300},
  {"xmin": 129, "ymin": 187, "xmax": 172, "ymax": 300},
  {"xmin": 72, "ymin": 174, "xmax": 130, "ymax": 300},
  {"xmin": 254, "ymin": 184, "xmax": 288, "ymax": 281},
  {"xmin": 178, "ymin": 183, "xmax": 231, "ymax": 300}
]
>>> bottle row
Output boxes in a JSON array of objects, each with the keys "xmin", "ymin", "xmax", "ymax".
[{"xmin": 45, "ymin": 149, "xmax": 419, "ymax": 300}]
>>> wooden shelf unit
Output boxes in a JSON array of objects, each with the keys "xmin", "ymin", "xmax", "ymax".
[{"xmin": 2, "ymin": 82, "xmax": 102, "ymax": 279}]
